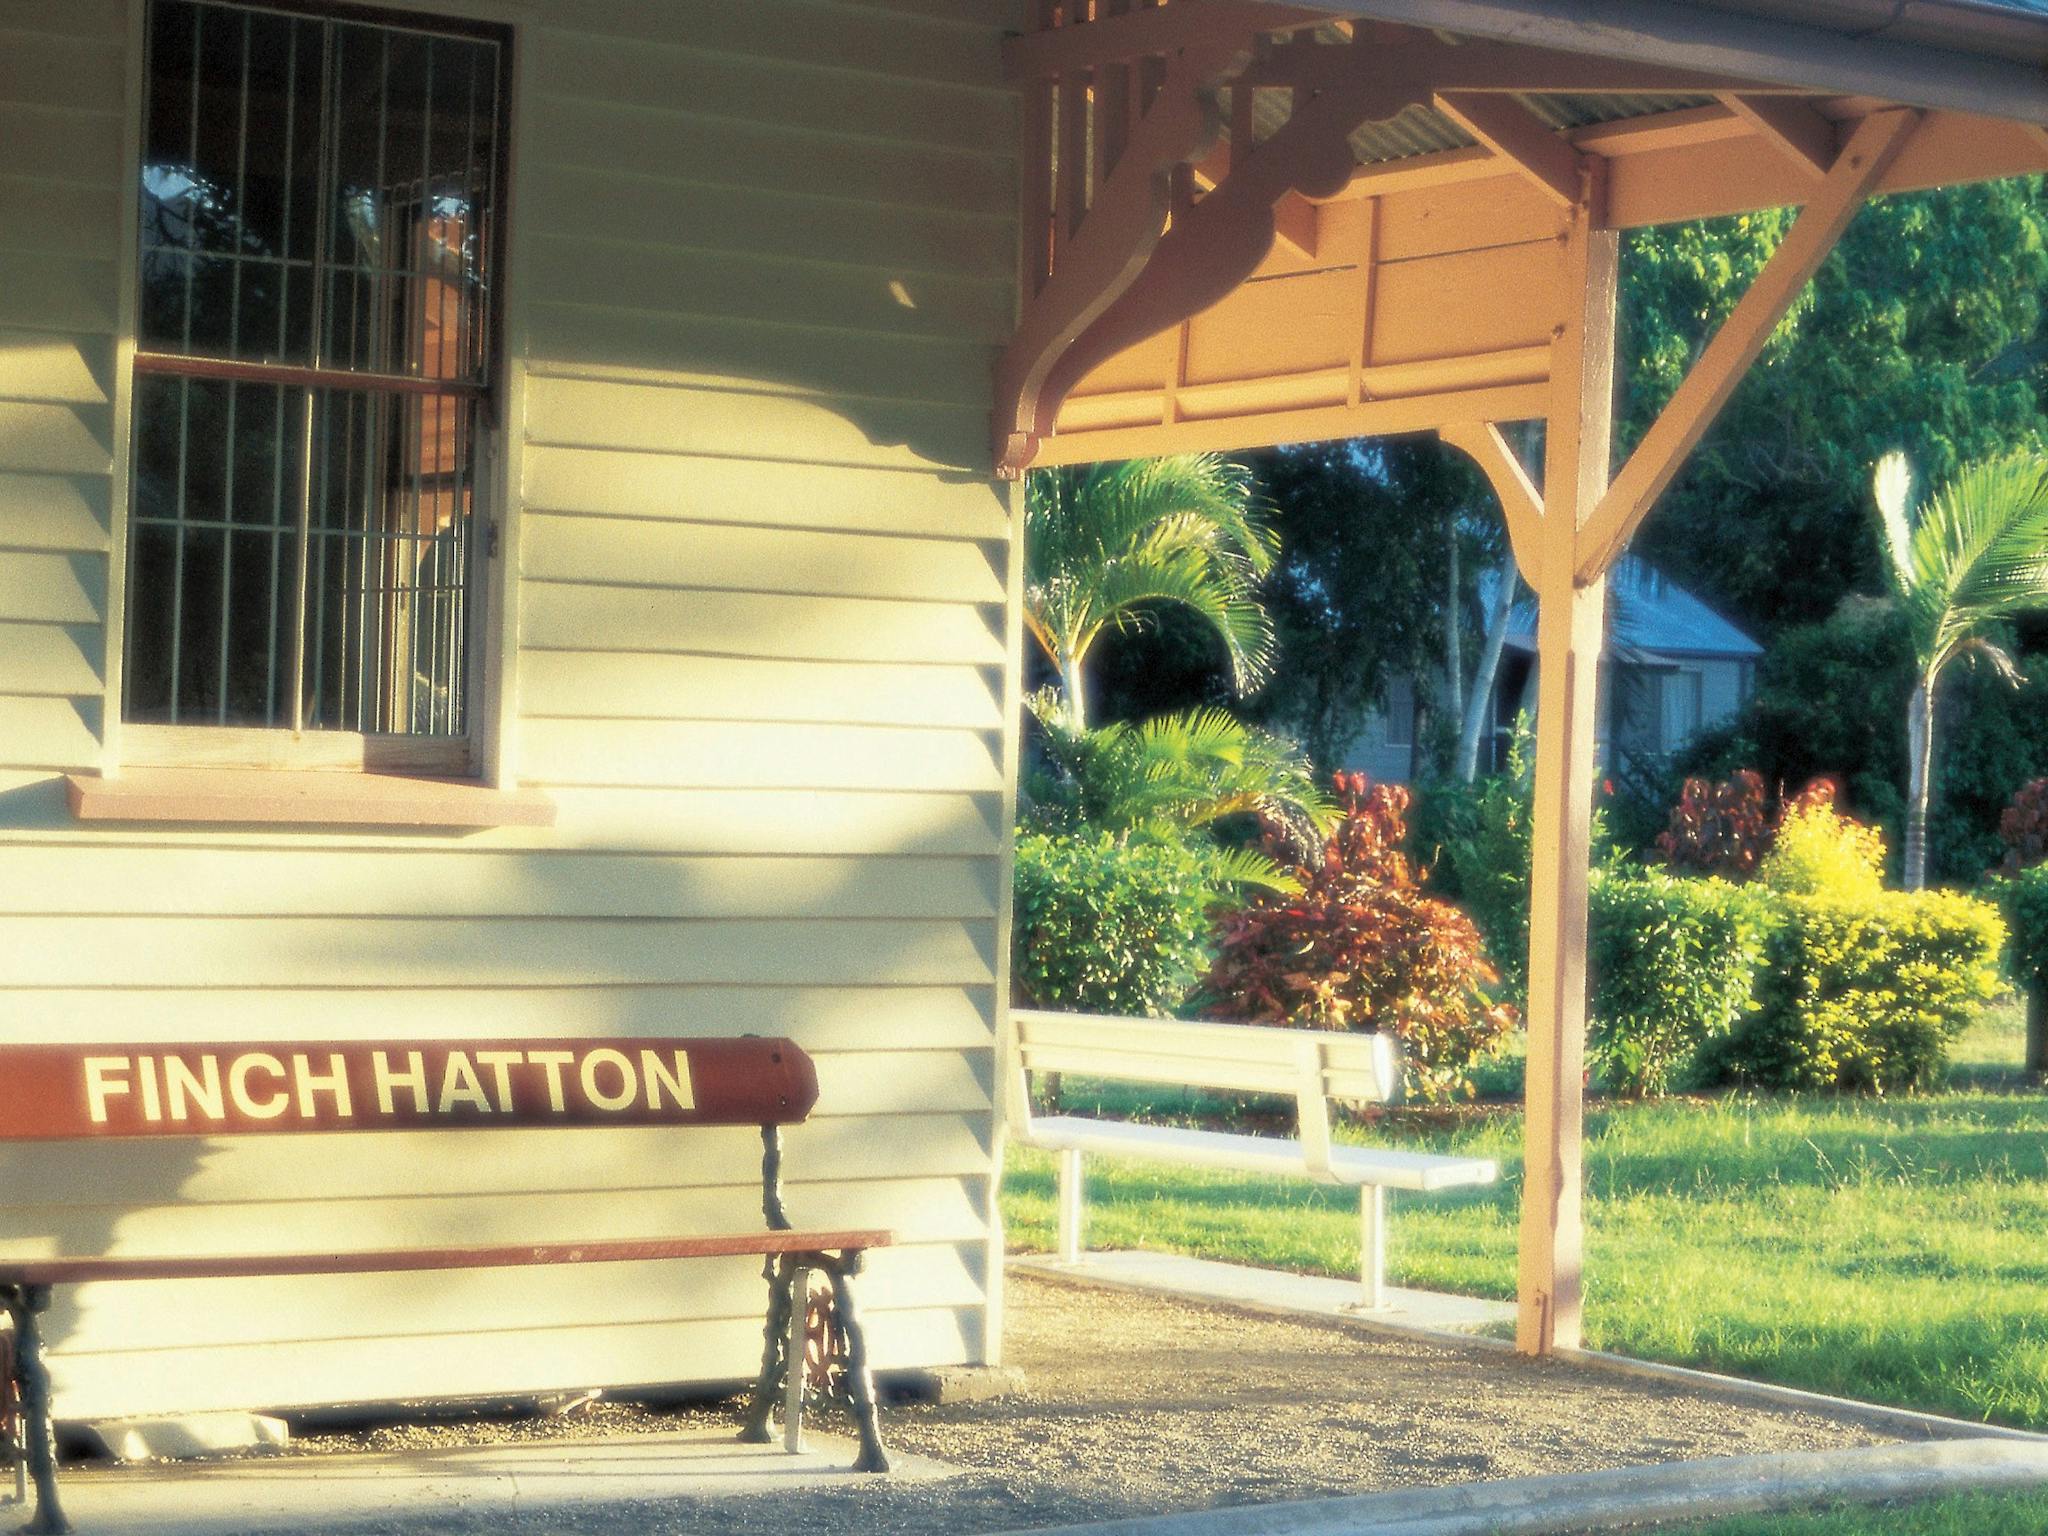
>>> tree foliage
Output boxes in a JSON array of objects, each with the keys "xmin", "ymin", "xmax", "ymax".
[
  {"xmin": 1197, "ymin": 775, "xmax": 1518, "ymax": 1102},
  {"xmin": 1622, "ymin": 182, "xmax": 2048, "ymax": 639},
  {"xmin": 1244, "ymin": 440, "xmax": 1500, "ymax": 773},
  {"xmin": 1021, "ymin": 692, "xmax": 1332, "ymax": 890},
  {"xmin": 1024, "ymin": 455, "xmax": 1277, "ymax": 730}
]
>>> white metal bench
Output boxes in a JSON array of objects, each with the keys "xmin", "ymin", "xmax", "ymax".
[{"xmin": 1007, "ymin": 1009, "xmax": 1499, "ymax": 1310}]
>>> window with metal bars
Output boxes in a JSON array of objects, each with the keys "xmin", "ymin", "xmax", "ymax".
[{"xmin": 127, "ymin": 0, "xmax": 506, "ymax": 762}]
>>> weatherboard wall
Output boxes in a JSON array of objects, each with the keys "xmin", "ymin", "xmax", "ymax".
[{"xmin": 0, "ymin": 0, "xmax": 1019, "ymax": 1418}]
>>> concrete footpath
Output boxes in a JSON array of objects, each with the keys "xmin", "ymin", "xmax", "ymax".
[
  {"xmin": 14, "ymin": 1427, "xmax": 957, "ymax": 1536},
  {"xmin": 1012, "ymin": 1439, "xmax": 2048, "ymax": 1535},
  {"xmin": 12, "ymin": 1432, "xmax": 2047, "ymax": 1536}
]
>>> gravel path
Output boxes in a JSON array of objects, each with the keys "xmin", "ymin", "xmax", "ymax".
[{"xmin": 294, "ymin": 1269, "xmax": 1892, "ymax": 1535}]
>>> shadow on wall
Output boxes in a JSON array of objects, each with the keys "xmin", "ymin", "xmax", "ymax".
[{"xmin": 0, "ymin": 834, "xmax": 1003, "ymax": 1419}]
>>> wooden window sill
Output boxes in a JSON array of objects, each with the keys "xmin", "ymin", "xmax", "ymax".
[{"xmin": 66, "ymin": 769, "xmax": 555, "ymax": 831}]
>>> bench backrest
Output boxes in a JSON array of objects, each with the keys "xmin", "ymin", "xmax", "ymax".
[
  {"xmin": 0, "ymin": 1037, "xmax": 818, "ymax": 1140},
  {"xmin": 1008, "ymin": 1009, "xmax": 1399, "ymax": 1174}
]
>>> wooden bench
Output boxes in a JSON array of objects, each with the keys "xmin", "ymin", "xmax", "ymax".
[
  {"xmin": 0, "ymin": 1036, "xmax": 893, "ymax": 1536},
  {"xmin": 1008, "ymin": 1010, "xmax": 1498, "ymax": 1310}
]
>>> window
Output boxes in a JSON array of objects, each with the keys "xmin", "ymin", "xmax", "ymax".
[
  {"xmin": 1382, "ymin": 676, "xmax": 1415, "ymax": 750},
  {"xmin": 128, "ymin": 0, "xmax": 506, "ymax": 767}
]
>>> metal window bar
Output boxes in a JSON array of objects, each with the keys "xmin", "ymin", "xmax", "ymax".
[{"xmin": 128, "ymin": 0, "xmax": 502, "ymax": 740}]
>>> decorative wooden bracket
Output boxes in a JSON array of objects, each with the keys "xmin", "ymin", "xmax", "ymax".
[
  {"xmin": 996, "ymin": 27, "xmax": 1428, "ymax": 476},
  {"xmin": 1439, "ymin": 421, "xmax": 1544, "ymax": 580},
  {"xmin": 1572, "ymin": 107, "xmax": 1921, "ymax": 582},
  {"xmin": 994, "ymin": 14, "xmax": 1263, "ymax": 477}
]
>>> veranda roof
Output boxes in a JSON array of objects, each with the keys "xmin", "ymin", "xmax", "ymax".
[{"xmin": 990, "ymin": 0, "xmax": 2048, "ymax": 1362}]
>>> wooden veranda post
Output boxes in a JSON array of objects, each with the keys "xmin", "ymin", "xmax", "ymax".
[{"xmin": 1517, "ymin": 167, "xmax": 1616, "ymax": 1356}]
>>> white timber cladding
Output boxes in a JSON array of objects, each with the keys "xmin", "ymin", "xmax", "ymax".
[{"xmin": 0, "ymin": 0, "xmax": 1019, "ymax": 1417}]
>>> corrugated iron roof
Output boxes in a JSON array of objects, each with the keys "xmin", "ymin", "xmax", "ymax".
[{"xmin": 1489, "ymin": 555, "xmax": 1765, "ymax": 658}]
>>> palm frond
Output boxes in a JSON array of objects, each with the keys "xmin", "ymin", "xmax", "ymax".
[
  {"xmin": 1024, "ymin": 454, "xmax": 1278, "ymax": 711},
  {"xmin": 1872, "ymin": 450, "xmax": 1916, "ymax": 599}
]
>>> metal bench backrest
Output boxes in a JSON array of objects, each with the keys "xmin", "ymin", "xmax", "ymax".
[
  {"xmin": 1008, "ymin": 1009, "xmax": 1399, "ymax": 1177},
  {"xmin": 0, "ymin": 1036, "xmax": 818, "ymax": 1141}
]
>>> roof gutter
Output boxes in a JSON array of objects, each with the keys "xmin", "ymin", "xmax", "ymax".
[{"xmin": 1316, "ymin": 0, "xmax": 2048, "ymax": 124}]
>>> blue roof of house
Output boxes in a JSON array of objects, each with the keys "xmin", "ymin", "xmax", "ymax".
[{"xmin": 1493, "ymin": 556, "xmax": 1763, "ymax": 660}]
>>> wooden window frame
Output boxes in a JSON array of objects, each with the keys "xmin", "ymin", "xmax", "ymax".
[{"xmin": 112, "ymin": 0, "xmax": 517, "ymax": 783}]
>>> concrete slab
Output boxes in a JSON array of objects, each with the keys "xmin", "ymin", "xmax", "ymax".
[
  {"xmin": 1005, "ymin": 1438, "xmax": 2048, "ymax": 1536},
  {"xmin": 79, "ymin": 1412, "xmax": 290, "ymax": 1462},
  {"xmin": 1011, "ymin": 1252, "xmax": 1515, "ymax": 1337},
  {"xmin": 19, "ymin": 1426, "xmax": 959, "ymax": 1536}
]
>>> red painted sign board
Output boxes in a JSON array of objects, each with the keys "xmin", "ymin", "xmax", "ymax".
[{"xmin": 0, "ymin": 1037, "xmax": 818, "ymax": 1140}]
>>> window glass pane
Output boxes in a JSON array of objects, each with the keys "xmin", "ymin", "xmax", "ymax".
[
  {"xmin": 140, "ymin": 2, "xmax": 326, "ymax": 364},
  {"xmin": 326, "ymin": 22, "xmax": 498, "ymax": 381},
  {"xmin": 304, "ymin": 390, "xmax": 474, "ymax": 737},
  {"xmin": 126, "ymin": 376, "xmax": 304, "ymax": 726}
]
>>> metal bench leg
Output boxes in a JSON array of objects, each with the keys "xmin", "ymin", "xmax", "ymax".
[
  {"xmin": 827, "ymin": 1262, "xmax": 890, "ymax": 1474},
  {"xmin": 740, "ymin": 1254, "xmax": 796, "ymax": 1445},
  {"xmin": 782, "ymin": 1266, "xmax": 808, "ymax": 1454},
  {"xmin": 1358, "ymin": 1185, "xmax": 1387, "ymax": 1312},
  {"xmin": 1055, "ymin": 1148, "xmax": 1084, "ymax": 1264},
  {"xmin": 6, "ymin": 1287, "xmax": 69, "ymax": 1536}
]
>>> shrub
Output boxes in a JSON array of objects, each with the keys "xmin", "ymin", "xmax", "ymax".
[
  {"xmin": 1587, "ymin": 872, "xmax": 1767, "ymax": 1096},
  {"xmin": 1718, "ymin": 888, "xmax": 2005, "ymax": 1092},
  {"xmin": 1654, "ymin": 770, "xmax": 1773, "ymax": 879},
  {"xmin": 1197, "ymin": 775, "xmax": 1518, "ymax": 1102},
  {"xmin": 1997, "ymin": 864, "xmax": 2048, "ymax": 1076},
  {"xmin": 2000, "ymin": 777, "xmax": 2048, "ymax": 872},
  {"xmin": 1416, "ymin": 722, "xmax": 1625, "ymax": 1004},
  {"xmin": 1757, "ymin": 790, "xmax": 1887, "ymax": 899},
  {"xmin": 1011, "ymin": 829, "xmax": 1223, "ymax": 1016}
]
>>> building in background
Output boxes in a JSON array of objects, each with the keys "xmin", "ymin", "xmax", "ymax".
[{"xmin": 1347, "ymin": 557, "xmax": 1762, "ymax": 784}]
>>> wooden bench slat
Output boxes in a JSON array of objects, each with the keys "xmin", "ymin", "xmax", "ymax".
[{"xmin": 0, "ymin": 1228, "xmax": 894, "ymax": 1287}]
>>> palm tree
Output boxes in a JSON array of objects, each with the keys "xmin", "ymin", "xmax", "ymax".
[
  {"xmin": 1873, "ymin": 449, "xmax": 2048, "ymax": 889},
  {"xmin": 1026, "ymin": 692, "xmax": 1334, "ymax": 890},
  {"xmin": 1026, "ymin": 455, "xmax": 1278, "ymax": 731}
]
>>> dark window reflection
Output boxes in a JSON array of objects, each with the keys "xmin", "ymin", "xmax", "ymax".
[{"xmin": 128, "ymin": 0, "xmax": 501, "ymax": 735}]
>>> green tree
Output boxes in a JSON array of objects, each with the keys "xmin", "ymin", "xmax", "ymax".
[
  {"xmin": 1621, "ymin": 181, "xmax": 2048, "ymax": 640},
  {"xmin": 1025, "ymin": 455, "xmax": 1277, "ymax": 731},
  {"xmin": 1247, "ymin": 439, "xmax": 1517, "ymax": 776},
  {"xmin": 1023, "ymin": 692, "xmax": 1332, "ymax": 889},
  {"xmin": 1872, "ymin": 449, "xmax": 2048, "ymax": 889}
]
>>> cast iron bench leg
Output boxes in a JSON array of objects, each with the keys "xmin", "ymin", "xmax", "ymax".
[
  {"xmin": 828, "ymin": 1261, "xmax": 890, "ymax": 1474},
  {"xmin": 740, "ymin": 1253, "xmax": 797, "ymax": 1446},
  {"xmin": 5, "ymin": 1287, "xmax": 69, "ymax": 1536}
]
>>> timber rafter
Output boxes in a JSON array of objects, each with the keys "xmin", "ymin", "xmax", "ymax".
[{"xmin": 993, "ymin": 2, "xmax": 1874, "ymax": 476}]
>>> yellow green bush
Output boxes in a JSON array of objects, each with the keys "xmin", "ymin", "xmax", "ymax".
[
  {"xmin": 1758, "ymin": 797, "xmax": 1887, "ymax": 899},
  {"xmin": 1717, "ymin": 888, "xmax": 2006, "ymax": 1092}
]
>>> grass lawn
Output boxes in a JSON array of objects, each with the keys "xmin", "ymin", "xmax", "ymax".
[
  {"xmin": 1656, "ymin": 1492, "xmax": 2048, "ymax": 1534},
  {"xmin": 1001, "ymin": 1002, "xmax": 2048, "ymax": 1430}
]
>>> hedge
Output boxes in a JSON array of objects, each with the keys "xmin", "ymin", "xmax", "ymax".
[
  {"xmin": 1997, "ymin": 864, "xmax": 2048, "ymax": 1076},
  {"xmin": 1011, "ymin": 829, "xmax": 1220, "ymax": 1017},
  {"xmin": 1587, "ymin": 872, "xmax": 1767, "ymax": 1096},
  {"xmin": 1717, "ymin": 888, "xmax": 2006, "ymax": 1093}
]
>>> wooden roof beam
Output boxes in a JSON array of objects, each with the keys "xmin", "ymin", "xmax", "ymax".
[
  {"xmin": 1003, "ymin": 2, "xmax": 1331, "ymax": 78},
  {"xmin": 1573, "ymin": 107, "xmax": 1922, "ymax": 582},
  {"xmin": 1434, "ymin": 91, "xmax": 1581, "ymax": 208},
  {"xmin": 1720, "ymin": 92, "xmax": 1835, "ymax": 178}
]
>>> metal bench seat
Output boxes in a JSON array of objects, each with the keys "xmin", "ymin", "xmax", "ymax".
[
  {"xmin": 1009, "ymin": 1010, "xmax": 1502, "ymax": 1311},
  {"xmin": 1024, "ymin": 1115, "xmax": 1498, "ymax": 1192}
]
